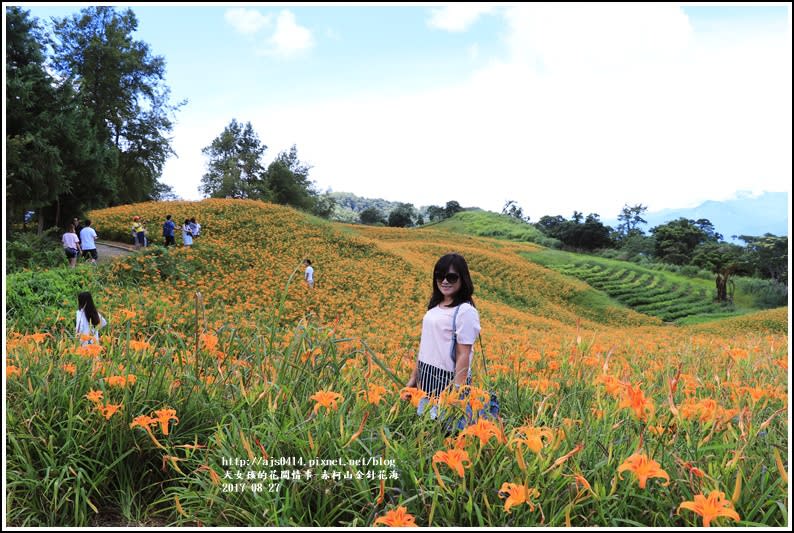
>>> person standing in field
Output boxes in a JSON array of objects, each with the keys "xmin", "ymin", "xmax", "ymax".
[
  {"xmin": 73, "ymin": 217, "xmax": 84, "ymax": 246},
  {"xmin": 190, "ymin": 217, "xmax": 201, "ymax": 238},
  {"xmin": 131, "ymin": 216, "xmax": 145, "ymax": 249},
  {"xmin": 75, "ymin": 291, "xmax": 107, "ymax": 345},
  {"xmin": 303, "ymin": 259, "xmax": 315, "ymax": 288},
  {"xmin": 162, "ymin": 214, "xmax": 176, "ymax": 247},
  {"xmin": 62, "ymin": 224, "xmax": 81, "ymax": 268},
  {"xmin": 182, "ymin": 218, "xmax": 194, "ymax": 247},
  {"xmin": 79, "ymin": 220, "xmax": 98, "ymax": 264},
  {"xmin": 405, "ymin": 253, "xmax": 480, "ymax": 405}
]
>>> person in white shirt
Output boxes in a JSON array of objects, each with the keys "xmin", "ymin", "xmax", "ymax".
[
  {"xmin": 190, "ymin": 217, "xmax": 201, "ymax": 238},
  {"xmin": 79, "ymin": 220, "xmax": 98, "ymax": 263},
  {"xmin": 182, "ymin": 218, "xmax": 193, "ymax": 246},
  {"xmin": 303, "ymin": 259, "xmax": 315, "ymax": 288},
  {"xmin": 405, "ymin": 253, "xmax": 481, "ymax": 400},
  {"xmin": 62, "ymin": 224, "xmax": 82, "ymax": 268},
  {"xmin": 75, "ymin": 291, "xmax": 107, "ymax": 345}
]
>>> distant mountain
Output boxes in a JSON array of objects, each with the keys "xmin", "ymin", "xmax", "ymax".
[
  {"xmin": 327, "ymin": 192, "xmax": 406, "ymax": 223},
  {"xmin": 604, "ymin": 192, "xmax": 789, "ymax": 241}
]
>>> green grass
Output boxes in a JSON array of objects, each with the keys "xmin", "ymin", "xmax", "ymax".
[
  {"xmin": 424, "ymin": 210, "xmax": 560, "ymax": 247},
  {"xmin": 522, "ymin": 249, "xmax": 756, "ymax": 323}
]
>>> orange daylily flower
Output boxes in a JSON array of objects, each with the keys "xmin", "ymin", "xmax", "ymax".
[
  {"xmin": 510, "ymin": 425, "xmax": 555, "ymax": 471},
  {"xmin": 130, "ymin": 415, "xmax": 155, "ymax": 430},
  {"xmin": 120, "ymin": 309, "xmax": 137, "ymax": 320},
  {"xmin": 301, "ymin": 347, "xmax": 322, "ymax": 366},
  {"xmin": 373, "ymin": 505, "xmax": 417, "ymax": 527},
  {"xmin": 130, "ymin": 414, "xmax": 165, "ymax": 449},
  {"xmin": 513, "ymin": 425, "xmax": 555, "ymax": 454},
  {"xmin": 200, "ymin": 333, "xmax": 220, "ymax": 355},
  {"xmin": 7, "ymin": 365, "xmax": 21, "ymax": 378},
  {"xmin": 85, "ymin": 390, "xmax": 104, "ymax": 404},
  {"xmin": 76, "ymin": 343, "xmax": 103, "ymax": 357},
  {"xmin": 432, "ymin": 448, "xmax": 471, "ymax": 488},
  {"xmin": 62, "ymin": 363, "xmax": 77, "ymax": 375},
  {"xmin": 154, "ymin": 408, "xmax": 179, "ymax": 435},
  {"xmin": 97, "ymin": 403, "xmax": 122, "ymax": 420},
  {"xmin": 362, "ymin": 384, "xmax": 388, "ymax": 405},
  {"xmin": 618, "ymin": 382, "xmax": 655, "ymax": 421},
  {"xmin": 25, "ymin": 332, "xmax": 50, "ymax": 344},
  {"xmin": 399, "ymin": 387, "xmax": 426, "ymax": 408},
  {"xmin": 566, "ymin": 472, "xmax": 592, "ymax": 494},
  {"xmin": 594, "ymin": 374, "xmax": 625, "ymax": 397},
  {"xmin": 458, "ymin": 386, "xmax": 490, "ymax": 412},
  {"xmin": 310, "ymin": 390, "xmax": 343, "ymax": 415},
  {"xmin": 678, "ymin": 490, "xmax": 741, "ymax": 527},
  {"xmin": 197, "ymin": 464, "xmax": 221, "ymax": 485},
  {"xmin": 498, "ymin": 482, "xmax": 540, "ymax": 514},
  {"xmin": 458, "ymin": 418, "xmax": 505, "ymax": 448},
  {"xmin": 105, "ymin": 374, "xmax": 137, "ymax": 388},
  {"xmin": 128, "ymin": 339, "xmax": 151, "ymax": 351},
  {"xmin": 617, "ymin": 453, "xmax": 670, "ymax": 489}
]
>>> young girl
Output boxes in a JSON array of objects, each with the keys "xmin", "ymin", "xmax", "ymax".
[
  {"xmin": 182, "ymin": 219, "xmax": 193, "ymax": 247},
  {"xmin": 75, "ymin": 291, "xmax": 107, "ymax": 345},
  {"xmin": 303, "ymin": 259, "xmax": 315, "ymax": 288},
  {"xmin": 405, "ymin": 253, "xmax": 481, "ymax": 402},
  {"xmin": 62, "ymin": 224, "xmax": 81, "ymax": 268}
]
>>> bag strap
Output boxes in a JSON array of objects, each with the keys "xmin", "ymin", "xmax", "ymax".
[
  {"xmin": 450, "ymin": 305, "xmax": 496, "ymax": 393},
  {"xmin": 477, "ymin": 335, "xmax": 494, "ymax": 392},
  {"xmin": 449, "ymin": 304, "xmax": 461, "ymax": 363}
]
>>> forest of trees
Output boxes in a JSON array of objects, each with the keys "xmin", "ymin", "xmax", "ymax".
[
  {"xmin": 6, "ymin": 6, "xmax": 182, "ymax": 236},
  {"xmin": 197, "ymin": 119, "xmax": 335, "ymax": 218},
  {"xmin": 6, "ymin": 6, "xmax": 330, "ymax": 236}
]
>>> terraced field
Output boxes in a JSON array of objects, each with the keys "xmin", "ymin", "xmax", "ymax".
[{"xmin": 532, "ymin": 259, "xmax": 733, "ymax": 322}]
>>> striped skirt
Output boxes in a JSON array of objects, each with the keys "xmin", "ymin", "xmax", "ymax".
[{"xmin": 417, "ymin": 360, "xmax": 471, "ymax": 397}]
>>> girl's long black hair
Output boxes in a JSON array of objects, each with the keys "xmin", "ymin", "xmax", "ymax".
[
  {"xmin": 78, "ymin": 291, "xmax": 101, "ymax": 326},
  {"xmin": 427, "ymin": 253, "xmax": 476, "ymax": 310}
]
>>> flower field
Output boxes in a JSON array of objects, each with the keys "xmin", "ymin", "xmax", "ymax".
[{"xmin": 5, "ymin": 199, "xmax": 789, "ymax": 527}]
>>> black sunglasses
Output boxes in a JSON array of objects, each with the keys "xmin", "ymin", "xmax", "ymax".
[{"xmin": 435, "ymin": 272, "xmax": 460, "ymax": 284}]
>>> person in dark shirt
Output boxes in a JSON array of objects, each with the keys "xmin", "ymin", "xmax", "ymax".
[
  {"xmin": 73, "ymin": 217, "xmax": 84, "ymax": 245},
  {"xmin": 162, "ymin": 214, "xmax": 176, "ymax": 247}
]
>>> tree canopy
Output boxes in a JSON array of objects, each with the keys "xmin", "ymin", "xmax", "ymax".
[
  {"xmin": 6, "ymin": 6, "xmax": 181, "ymax": 234},
  {"xmin": 200, "ymin": 119, "xmax": 267, "ymax": 199}
]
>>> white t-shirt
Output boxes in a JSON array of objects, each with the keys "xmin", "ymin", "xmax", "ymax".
[
  {"xmin": 305, "ymin": 265, "xmax": 314, "ymax": 283},
  {"xmin": 182, "ymin": 224, "xmax": 193, "ymax": 245},
  {"xmin": 79, "ymin": 227, "xmax": 97, "ymax": 250},
  {"xmin": 75, "ymin": 309, "xmax": 107, "ymax": 344},
  {"xmin": 62, "ymin": 232, "xmax": 79, "ymax": 249},
  {"xmin": 417, "ymin": 302, "xmax": 480, "ymax": 372}
]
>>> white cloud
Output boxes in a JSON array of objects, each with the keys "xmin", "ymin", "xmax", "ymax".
[
  {"xmin": 224, "ymin": 8, "xmax": 271, "ymax": 35},
  {"xmin": 258, "ymin": 10, "xmax": 315, "ymax": 58},
  {"xmin": 468, "ymin": 43, "xmax": 480, "ymax": 61},
  {"xmin": 502, "ymin": 4, "xmax": 694, "ymax": 74},
  {"xmin": 163, "ymin": 6, "xmax": 791, "ymax": 220},
  {"xmin": 427, "ymin": 5, "xmax": 495, "ymax": 32}
]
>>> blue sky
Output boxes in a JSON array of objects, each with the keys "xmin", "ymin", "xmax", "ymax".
[{"xmin": 6, "ymin": 3, "xmax": 792, "ymax": 220}]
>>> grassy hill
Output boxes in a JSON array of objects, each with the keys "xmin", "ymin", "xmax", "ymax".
[
  {"xmin": 522, "ymin": 249, "xmax": 751, "ymax": 323},
  {"xmin": 427, "ymin": 210, "xmax": 774, "ymax": 324},
  {"xmin": 5, "ymin": 199, "xmax": 788, "ymax": 527},
  {"xmin": 425, "ymin": 210, "xmax": 561, "ymax": 248}
]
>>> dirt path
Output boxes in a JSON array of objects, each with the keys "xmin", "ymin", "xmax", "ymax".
[{"xmin": 95, "ymin": 241, "xmax": 136, "ymax": 263}]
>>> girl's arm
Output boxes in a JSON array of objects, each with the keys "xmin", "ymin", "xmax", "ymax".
[
  {"xmin": 405, "ymin": 364, "xmax": 418, "ymax": 388},
  {"xmin": 453, "ymin": 343, "xmax": 472, "ymax": 387}
]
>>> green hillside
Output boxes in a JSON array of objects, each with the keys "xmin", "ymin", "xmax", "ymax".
[
  {"xmin": 522, "ymin": 249, "xmax": 756, "ymax": 323},
  {"xmin": 422, "ymin": 210, "xmax": 560, "ymax": 247},
  {"xmin": 424, "ymin": 211, "xmax": 772, "ymax": 324}
]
